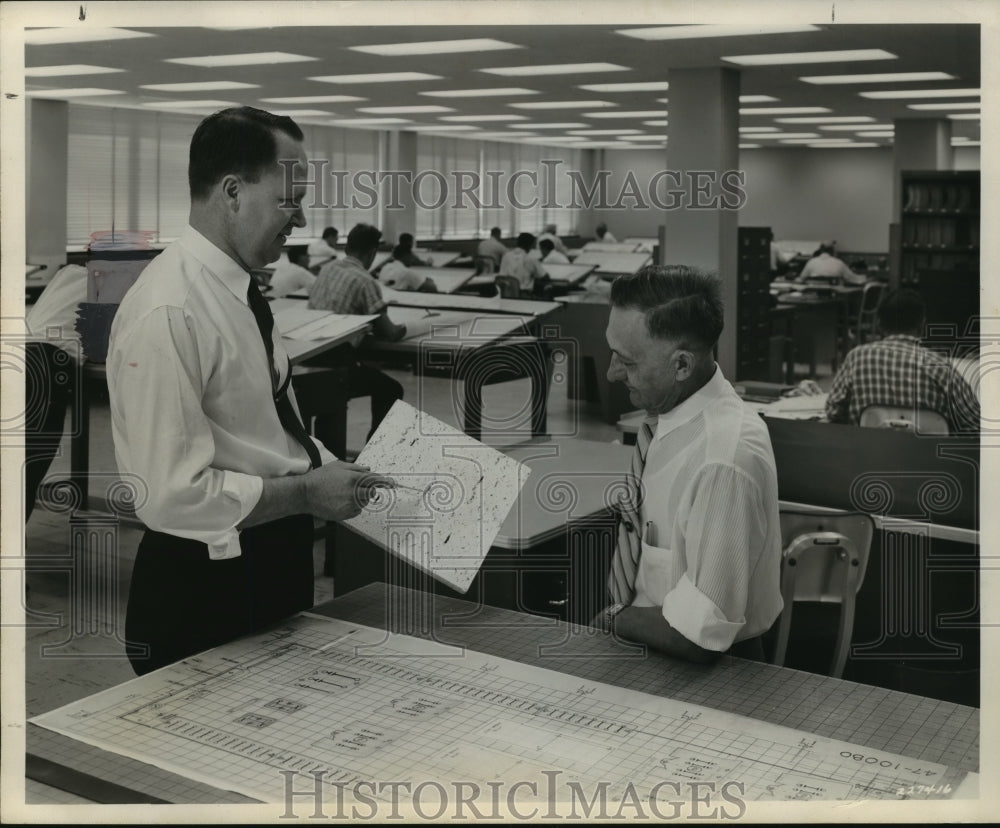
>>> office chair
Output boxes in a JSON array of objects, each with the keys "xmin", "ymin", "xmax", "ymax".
[
  {"xmin": 494, "ymin": 275, "xmax": 522, "ymax": 299},
  {"xmin": 854, "ymin": 281, "xmax": 885, "ymax": 345},
  {"xmin": 859, "ymin": 405, "xmax": 949, "ymax": 435},
  {"xmin": 772, "ymin": 508, "xmax": 875, "ymax": 678}
]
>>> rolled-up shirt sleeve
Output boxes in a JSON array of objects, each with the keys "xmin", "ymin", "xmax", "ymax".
[
  {"xmin": 109, "ymin": 306, "xmax": 262, "ymax": 559},
  {"xmin": 660, "ymin": 464, "xmax": 766, "ymax": 652}
]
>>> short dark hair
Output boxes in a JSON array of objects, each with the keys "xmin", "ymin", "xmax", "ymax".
[
  {"xmin": 398, "ymin": 232, "xmax": 415, "ymax": 249},
  {"xmin": 878, "ymin": 289, "xmax": 925, "ymax": 335},
  {"xmin": 490, "ymin": 226, "xmax": 502, "ymax": 238},
  {"xmin": 516, "ymin": 232, "xmax": 536, "ymax": 251},
  {"xmin": 539, "ymin": 238, "xmax": 554, "ymax": 253},
  {"xmin": 610, "ymin": 265, "xmax": 724, "ymax": 351},
  {"xmin": 345, "ymin": 223, "xmax": 382, "ymax": 256},
  {"xmin": 188, "ymin": 106, "xmax": 304, "ymax": 201},
  {"xmin": 322, "ymin": 227, "xmax": 339, "ymax": 241}
]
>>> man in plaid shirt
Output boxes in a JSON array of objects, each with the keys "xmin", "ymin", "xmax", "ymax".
[{"xmin": 825, "ymin": 289, "xmax": 979, "ymax": 433}]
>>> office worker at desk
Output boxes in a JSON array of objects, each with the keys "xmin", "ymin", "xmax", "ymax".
[
  {"xmin": 825, "ymin": 288, "xmax": 980, "ymax": 433},
  {"xmin": 499, "ymin": 232, "xmax": 549, "ymax": 296},
  {"xmin": 107, "ymin": 107, "xmax": 391, "ymax": 675},
  {"xmin": 306, "ymin": 223, "xmax": 406, "ymax": 450},
  {"xmin": 477, "ymin": 226, "xmax": 508, "ymax": 271},
  {"xmin": 794, "ymin": 243, "xmax": 867, "ymax": 286},
  {"xmin": 600, "ymin": 266, "xmax": 783, "ymax": 664},
  {"xmin": 307, "ymin": 225, "xmax": 339, "ymax": 271}
]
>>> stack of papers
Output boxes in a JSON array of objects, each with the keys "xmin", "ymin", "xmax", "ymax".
[{"xmin": 272, "ymin": 307, "xmax": 376, "ymax": 342}]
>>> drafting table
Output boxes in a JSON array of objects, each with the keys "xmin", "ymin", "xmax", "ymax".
[
  {"xmin": 571, "ymin": 250, "xmax": 653, "ymax": 275},
  {"xmin": 25, "ymin": 582, "xmax": 979, "ymax": 805},
  {"xmin": 463, "ymin": 261, "xmax": 597, "ymax": 293},
  {"xmin": 65, "ymin": 307, "xmax": 374, "ymax": 509},
  {"xmin": 413, "ymin": 249, "xmax": 461, "ymax": 268},
  {"xmin": 581, "ymin": 240, "xmax": 641, "ymax": 253},
  {"xmin": 380, "ymin": 287, "xmax": 563, "ymax": 317},
  {"xmin": 401, "ymin": 266, "xmax": 475, "ymax": 294},
  {"xmin": 356, "ymin": 308, "xmax": 553, "ymax": 442},
  {"xmin": 624, "ymin": 236, "xmax": 657, "ymax": 252}
]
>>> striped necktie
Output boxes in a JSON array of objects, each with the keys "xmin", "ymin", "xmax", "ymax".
[
  {"xmin": 246, "ymin": 278, "xmax": 323, "ymax": 470},
  {"xmin": 608, "ymin": 418, "xmax": 657, "ymax": 604}
]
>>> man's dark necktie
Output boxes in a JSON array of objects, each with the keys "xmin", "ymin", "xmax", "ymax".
[{"xmin": 246, "ymin": 278, "xmax": 323, "ymax": 469}]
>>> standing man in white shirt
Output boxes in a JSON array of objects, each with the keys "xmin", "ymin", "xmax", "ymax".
[
  {"xmin": 107, "ymin": 107, "xmax": 392, "ymax": 675},
  {"xmin": 599, "ymin": 266, "xmax": 783, "ymax": 663}
]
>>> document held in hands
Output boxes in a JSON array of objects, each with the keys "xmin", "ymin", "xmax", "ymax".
[{"xmin": 343, "ymin": 400, "xmax": 530, "ymax": 592}]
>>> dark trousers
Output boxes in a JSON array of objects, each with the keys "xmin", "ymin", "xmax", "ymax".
[
  {"xmin": 294, "ymin": 358, "xmax": 403, "ymax": 458},
  {"xmin": 24, "ymin": 342, "xmax": 75, "ymax": 521},
  {"xmin": 125, "ymin": 514, "xmax": 314, "ymax": 675},
  {"xmin": 728, "ymin": 635, "xmax": 766, "ymax": 662}
]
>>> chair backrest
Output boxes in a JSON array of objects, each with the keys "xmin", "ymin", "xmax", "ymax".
[
  {"xmin": 859, "ymin": 280, "xmax": 885, "ymax": 314},
  {"xmin": 494, "ymin": 275, "xmax": 522, "ymax": 299},
  {"xmin": 475, "ymin": 256, "xmax": 496, "ymax": 276},
  {"xmin": 772, "ymin": 508, "xmax": 875, "ymax": 677},
  {"xmin": 859, "ymin": 405, "xmax": 949, "ymax": 435}
]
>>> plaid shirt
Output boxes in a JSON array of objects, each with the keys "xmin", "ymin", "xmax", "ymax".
[
  {"xmin": 308, "ymin": 255, "xmax": 385, "ymax": 316},
  {"xmin": 825, "ymin": 334, "xmax": 979, "ymax": 433}
]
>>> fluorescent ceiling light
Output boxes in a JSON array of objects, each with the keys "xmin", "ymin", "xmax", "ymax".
[
  {"xmin": 584, "ymin": 111, "xmax": 665, "ymax": 119},
  {"xmin": 859, "ymin": 87, "xmax": 980, "ymax": 99},
  {"xmin": 740, "ymin": 95, "xmax": 779, "ymax": 103},
  {"xmin": 400, "ymin": 125, "xmax": 479, "ymax": 132},
  {"xmin": 512, "ymin": 122, "xmax": 587, "ymax": 129},
  {"xmin": 819, "ymin": 123, "xmax": 893, "ymax": 131},
  {"xmin": 739, "ymin": 144, "xmax": 762, "ymax": 149},
  {"xmin": 620, "ymin": 135, "xmax": 667, "ymax": 142},
  {"xmin": 643, "ymin": 120, "xmax": 668, "ymax": 127},
  {"xmin": 617, "ymin": 24, "xmax": 820, "ymax": 40},
  {"xmin": 808, "ymin": 143, "xmax": 879, "ymax": 148},
  {"xmin": 311, "ymin": 72, "xmax": 441, "ymax": 84},
  {"xmin": 439, "ymin": 114, "xmax": 527, "ymax": 122},
  {"xmin": 725, "ymin": 49, "xmax": 895, "ymax": 66},
  {"xmin": 142, "ymin": 99, "xmax": 239, "ymax": 108},
  {"xmin": 781, "ymin": 137, "xmax": 853, "ymax": 144},
  {"xmin": 908, "ymin": 102, "xmax": 980, "ymax": 110},
  {"xmin": 350, "ymin": 38, "xmax": 520, "ymax": 56},
  {"xmin": 952, "ymin": 140, "xmax": 980, "ymax": 146},
  {"xmin": 168, "ymin": 52, "xmax": 316, "ymax": 67},
  {"xmin": 741, "ymin": 107, "xmax": 830, "ymax": 115},
  {"xmin": 26, "ymin": 87, "xmax": 124, "ymax": 98},
  {"xmin": 739, "ymin": 126, "xmax": 780, "ymax": 132},
  {"xmin": 326, "ymin": 118, "xmax": 412, "ymax": 125},
  {"xmin": 357, "ymin": 105, "xmax": 454, "ymax": 114},
  {"xmin": 24, "ymin": 27, "xmax": 153, "ymax": 45},
  {"xmin": 948, "ymin": 113, "xmax": 981, "ymax": 120},
  {"xmin": 509, "ymin": 100, "xmax": 616, "ymax": 109},
  {"xmin": 141, "ymin": 81, "xmax": 259, "ymax": 92},
  {"xmin": 25, "ymin": 64, "xmax": 124, "ymax": 77},
  {"xmin": 775, "ymin": 116, "xmax": 875, "ymax": 123},
  {"xmin": 482, "ymin": 63, "xmax": 629, "ymax": 77},
  {"xmin": 569, "ymin": 129, "xmax": 643, "ymax": 136},
  {"xmin": 857, "ymin": 131, "xmax": 895, "ymax": 138},
  {"xmin": 419, "ymin": 87, "xmax": 538, "ymax": 97},
  {"xmin": 265, "ymin": 110, "xmax": 334, "ymax": 117},
  {"xmin": 801, "ymin": 71, "xmax": 955, "ymax": 84},
  {"xmin": 578, "ymin": 81, "xmax": 670, "ymax": 92},
  {"xmin": 260, "ymin": 95, "xmax": 366, "ymax": 104},
  {"xmin": 472, "ymin": 131, "xmax": 538, "ymax": 139},
  {"xmin": 751, "ymin": 132, "xmax": 820, "ymax": 139}
]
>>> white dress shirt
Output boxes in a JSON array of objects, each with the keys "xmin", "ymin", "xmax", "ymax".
[
  {"xmin": 26, "ymin": 264, "xmax": 88, "ymax": 359},
  {"xmin": 107, "ymin": 226, "xmax": 334, "ymax": 560},
  {"xmin": 307, "ymin": 238, "xmax": 338, "ymax": 269},
  {"xmin": 632, "ymin": 366, "xmax": 783, "ymax": 651},
  {"xmin": 268, "ymin": 261, "xmax": 316, "ymax": 298},
  {"xmin": 499, "ymin": 247, "xmax": 547, "ymax": 291}
]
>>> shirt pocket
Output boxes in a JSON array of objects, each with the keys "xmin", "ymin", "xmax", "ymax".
[{"xmin": 635, "ymin": 538, "xmax": 684, "ymax": 606}]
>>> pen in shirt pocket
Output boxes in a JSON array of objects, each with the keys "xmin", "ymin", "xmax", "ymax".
[{"xmin": 644, "ymin": 520, "xmax": 657, "ymax": 546}]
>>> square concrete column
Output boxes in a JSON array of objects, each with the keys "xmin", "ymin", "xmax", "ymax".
[
  {"xmin": 27, "ymin": 98, "xmax": 69, "ymax": 275},
  {"xmin": 892, "ymin": 119, "xmax": 953, "ymax": 219},
  {"xmin": 380, "ymin": 129, "xmax": 417, "ymax": 245},
  {"xmin": 662, "ymin": 68, "xmax": 741, "ymax": 378}
]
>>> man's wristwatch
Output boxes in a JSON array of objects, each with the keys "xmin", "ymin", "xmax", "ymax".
[{"xmin": 602, "ymin": 602, "xmax": 627, "ymax": 631}]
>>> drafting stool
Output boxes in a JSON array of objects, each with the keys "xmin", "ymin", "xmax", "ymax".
[
  {"xmin": 853, "ymin": 281, "xmax": 885, "ymax": 345},
  {"xmin": 859, "ymin": 405, "xmax": 949, "ymax": 436},
  {"xmin": 772, "ymin": 509, "xmax": 875, "ymax": 679}
]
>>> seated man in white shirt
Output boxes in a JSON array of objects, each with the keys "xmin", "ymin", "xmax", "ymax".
[
  {"xmin": 538, "ymin": 238, "xmax": 570, "ymax": 265},
  {"xmin": 476, "ymin": 226, "xmax": 508, "ymax": 273},
  {"xmin": 307, "ymin": 226, "xmax": 339, "ymax": 270},
  {"xmin": 599, "ymin": 265, "xmax": 783, "ymax": 664},
  {"xmin": 499, "ymin": 232, "xmax": 550, "ymax": 297},
  {"xmin": 794, "ymin": 243, "xmax": 867, "ymax": 286},
  {"xmin": 107, "ymin": 107, "xmax": 392, "ymax": 675},
  {"xmin": 268, "ymin": 247, "xmax": 316, "ymax": 297},
  {"xmin": 538, "ymin": 223, "xmax": 574, "ymax": 259},
  {"xmin": 595, "ymin": 222, "xmax": 618, "ymax": 243}
]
